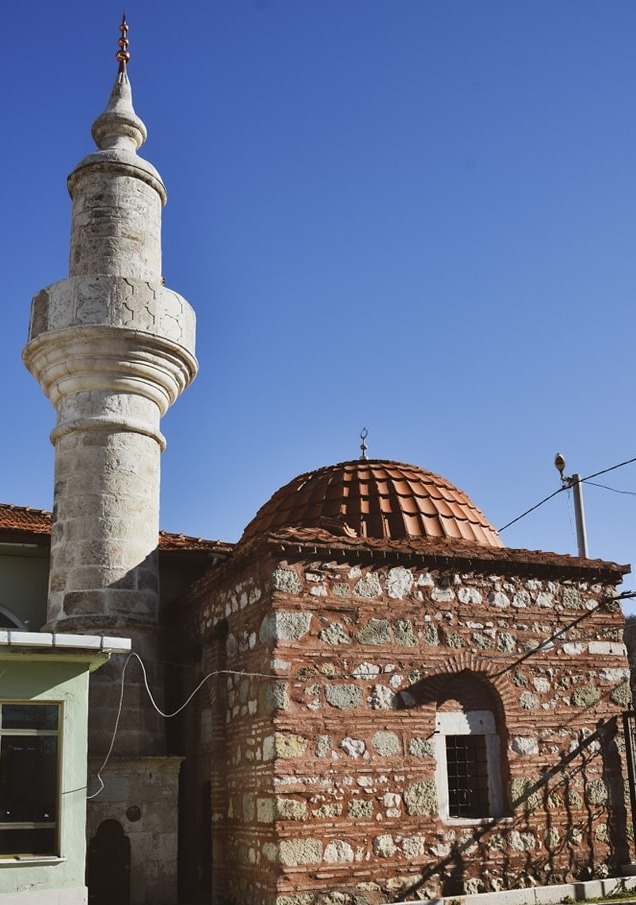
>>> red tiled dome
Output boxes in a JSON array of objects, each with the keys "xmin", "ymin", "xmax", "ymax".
[{"xmin": 240, "ymin": 459, "xmax": 503, "ymax": 548}]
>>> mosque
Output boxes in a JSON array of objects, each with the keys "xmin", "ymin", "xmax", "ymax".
[{"xmin": 1, "ymin": 19, "xmax": 635, "ymax": 905}]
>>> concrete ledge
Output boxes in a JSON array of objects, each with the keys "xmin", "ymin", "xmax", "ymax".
[
  {"xmin": 402, "ymin": 875, "xmax": 636, "ymax": 905},
  {"xmin": 0, "ymin": 886, "xmax": 86, "ymax": 904},
  {"xmin": 0, "ymin": 631, "xmax": 131, "ymax": 653}
]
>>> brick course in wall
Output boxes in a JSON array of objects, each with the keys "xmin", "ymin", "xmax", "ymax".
[{"xmin": 174, "ymin": 530, "xmax": 632, "ymax": 905}]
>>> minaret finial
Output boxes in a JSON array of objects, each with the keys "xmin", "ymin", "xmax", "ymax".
[
  {"xmin": 90, "ymin": 11, "xmax": 147, "ymax": 152},
  {"xmin": 116, "ymin": 12, "xmax": 130, "ymax": 75},
  {"xmin": 360, "ymin": 428, "xmax": 368, "ymax": 460}
]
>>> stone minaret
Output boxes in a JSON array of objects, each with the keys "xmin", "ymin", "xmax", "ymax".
[{"xmin": 23, "ymin": 19, "xmax": 196, "ymax": 904}]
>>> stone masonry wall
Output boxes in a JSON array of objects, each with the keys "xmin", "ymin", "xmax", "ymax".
[
  {"xmin": 181, "ymin": 559, "xmax": 281, "ymax": 905},
  {"xmin": 182, "ymin": 546, "xmax": 632, "ymax": 905}
]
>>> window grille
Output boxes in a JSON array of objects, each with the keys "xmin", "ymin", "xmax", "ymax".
[{"xmin": 445, "ymin": 733, "xmax": 491, "ymax": 819}]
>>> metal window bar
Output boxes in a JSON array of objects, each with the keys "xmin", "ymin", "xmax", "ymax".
[{"xmin": 446, "ymin": 734, "xmax": 490, "ymax": 819}]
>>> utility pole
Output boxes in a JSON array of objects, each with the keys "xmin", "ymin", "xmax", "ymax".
[{"xmin": 554, "ymin": 453, "xmax": 589, "ymax": 558}]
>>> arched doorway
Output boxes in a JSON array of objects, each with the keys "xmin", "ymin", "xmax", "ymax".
[{"xmin": 87, "ymin": 819, "xmax": 131, "ymax": 905}]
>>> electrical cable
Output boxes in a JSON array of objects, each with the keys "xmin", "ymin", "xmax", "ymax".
[
  {"xmin": 498, "ymin": 454, "xmax": 636, "ymax": 533},
  {"xmin": 87, "ymin": 655, "xmax": 291, "ymax": 798},
  {"xmin": 585, "ymin": 480, "xmax": 636, "ymax": 497},
  {"xmin": 87, "ymin": 652, "xmax": 131, "ymax": 800},
  {"xmin": 88, "ymin": 587, "xmax": 632, "ymax": 800},
  {"xmin": 498, "ymin": 487, "xmax": 564, "ymax": 532},
  {"xmin": 582, "ymin": 455, "xmax": 636, "ymax": 483}
]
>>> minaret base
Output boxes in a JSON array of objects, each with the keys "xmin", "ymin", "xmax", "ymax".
[{"xmin": 87, "ymin": 756, "xmax": 183, "ymax": 905}]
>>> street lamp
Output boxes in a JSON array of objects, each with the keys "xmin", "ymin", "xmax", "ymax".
[{"xmin": 554, "ymin": 452, "xmax": 588, "ymax": 558}]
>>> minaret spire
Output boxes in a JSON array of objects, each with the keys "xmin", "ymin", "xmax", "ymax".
[{"xmin": 91, "ymin": 12, "xmax": 146, "ymax": 152}]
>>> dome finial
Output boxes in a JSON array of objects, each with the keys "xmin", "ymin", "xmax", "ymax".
[
  {"xmin": 116, "ymin": 12, "xmax": 130, "ymax": 75},
  {"xmin": 360, "ymin": 428, "xmax": 368, "ymax": 460}
]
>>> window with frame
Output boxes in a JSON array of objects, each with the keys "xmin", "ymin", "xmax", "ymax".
[
  {"xmin": 0, "ymin": 703, "xmax": 60, "ymax": 856},
  {"xmin": 435, "ymin": 709, "xmax": 503, "ymax": 822}
]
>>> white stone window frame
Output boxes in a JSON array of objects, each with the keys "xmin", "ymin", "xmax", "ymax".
[{"xmin": 435, "ymin": 709, "xmax": 504, "ymax": 824}]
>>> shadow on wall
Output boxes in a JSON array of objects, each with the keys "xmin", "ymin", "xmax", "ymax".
[{"xmin": 395, "ymin": 671, "xmax": 630, "ymax": 899}]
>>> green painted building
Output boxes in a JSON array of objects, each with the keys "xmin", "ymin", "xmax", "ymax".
[{"xmin": 0, "ymin": 632, "xmax": 130, "ymax": 905}]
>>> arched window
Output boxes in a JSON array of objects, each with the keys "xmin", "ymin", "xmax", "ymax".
[
  {"xmin": 434, "ymin": 672, "xmax": 507, "ymax": 821},
  {"xmin": 0, "ymin": 606, "xmax": 26, "ymax": 630}
]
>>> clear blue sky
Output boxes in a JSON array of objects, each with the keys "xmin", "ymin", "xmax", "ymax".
[{"xmin": 3, "ymin": 2, "xmax": 636, "ymax": 604}]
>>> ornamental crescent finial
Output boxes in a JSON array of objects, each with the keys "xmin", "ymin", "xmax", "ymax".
[{"xmin": 360, "ymin": 428, "xmax": 368, "ymax": 460}]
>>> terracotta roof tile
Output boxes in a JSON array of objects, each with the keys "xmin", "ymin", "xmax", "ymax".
[
  {"xmin": 157, "ymin": 532, "xmax": 233, "ymax": 555},
  {"xmin": 0, "ymin": 503, "xmax": 231, "ymax": 556},
  {"xmin": 0, "ymin": 504, "xmax": 51, "ymax": 535},
  {"xmin": 240, "ymin": 459, "xmax": 504, "ymax": 548},
  {"xmin": 239, "ymin": 526, "xmax": 629, "ymax": 582}
]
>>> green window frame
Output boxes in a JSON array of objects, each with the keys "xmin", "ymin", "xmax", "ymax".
[{"xmin": 0, "ymin": 702, "xmax": 61, "ymax": 857}]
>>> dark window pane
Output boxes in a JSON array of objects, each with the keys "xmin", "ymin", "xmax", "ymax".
[
  {"xmin": 2, "ymin": 705, "xmax": 58, "ymax": 731},
  {"xmin": 0, "ymin": 737, "xmax": 58, "ymax": 823},
  {"xmin": 0, "ymin": 828, "xmax": 56, "ymax": 856},
  {"xmin": 446, "ymin": 734, "xmax": 490, "ymax": 818}
]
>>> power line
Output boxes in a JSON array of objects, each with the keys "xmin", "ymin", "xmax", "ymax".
[
  {"xmin": 498, "ymin": 487, "xmax": 564, "ymax": 532},
  {"xmin": 88, "ymin": 591, "xmax": 628, "ymax": 799},
  {"xmin": 88, "ymin": 656, "xmax": 281, "ymax": 799},
  {"xmin": 582, "ymin": 454, "xmax": 636, "ymax": 483},
  {"xmin": 498, "ymin": 454, "xmax": 636, "ymax": 533},
  {"xmin": 585, "ymin": 480, "xmax": 636, "ymax": 497}
]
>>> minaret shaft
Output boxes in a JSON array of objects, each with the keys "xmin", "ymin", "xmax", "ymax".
[
  {"xmin": 69, "ymin": 168, "xmax": 163, "ymax": 279},
  {"xmin": 23, "ymin": 24, "xmax": 194, "ymax": 902},
  {"xmin": 23, "ymin": 67, "xmax": 197, "ymax": 754}
]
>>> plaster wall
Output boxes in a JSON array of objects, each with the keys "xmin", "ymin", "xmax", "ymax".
[
  {"xmin": 0, "ymin": 658, "xmax": 96, "ymax": 904},
  {"xmin": 0, "ymin": 546, "xmax": 48, "ymax": 629}
]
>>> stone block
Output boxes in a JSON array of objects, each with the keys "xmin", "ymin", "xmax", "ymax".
[
  {"xmin": 272, "ymin": 568, "xmax": 303, "ymax": 594},
  {"xmin": 326, "ymin": 685, "xmax": 363, "ymax": 709},
  {"xmin": 260, "ymin": 611, "xmax": 311, "ymax": 642},
  {"xmin": 610, "ymin": 683, "xmax": 632, "ymax": 707},
  {"xmin": 372, "ymin": 834, "xmax": 396, "ymax": 857},
  {"xmin": 341, "ymin": 737, "xmax": 366, "ymax": 757},
  {"xmin": 571, "ymin": 685, "xmax": 601, "ymax": 708},
  {"xmin": 356, "ymin": 619, "xmax": 391, "ymax": 645},
  {"xmin": 315, "ymin": 735, "xmax": 332, "ymax": 757},
  {"xmin": 354, "ymin": 574, "xmax": 382, "ymax": 598},
  {"xmin": 585, "ymin": 778, "xmax": 608, "ymax": 806},
  {"xmin": 403, "ymin": 780, "xmax": 437, "ymax": 816},
  {"xmin": 348, "ymin": 799, "xmax": 373, "ymax": 819},
  {"xmin": 319, "ymin": 623, "xmax": 351, "ymax": 645},
  {"xmin": 275, "ymin": 732, "xmax": 309, "ymax": 758},
  {"xmin": 279, "ymin": 838, "xmax": 323, "ymax": 866},
  {"xmin": 393, "ymin": 618, "xmax": 417, "ymax": 646},
  {"xmin": 372, "ymin": 731, "xmax": 401, "ymax": 756},
  {"xmin": 369, "ymin": 685, "xmax": 395, "ymax": 710},
  {"xmin": 324, "ymin": 840, "xmax": 354, "ymax": 863},
  {"xmin": 276, "ymin": 798, "xmax": 308, "ymax": 820},
  {"xmin": 511, "ymin": 736, "xmax": 539, "ymax": 755},
  {"xmin": 386, "ymin": 567, "xmax": 414, "ymax": 599},
  {"xmin": 409, "ymin": 737, "xmax": 434, "ymax": 758}
]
